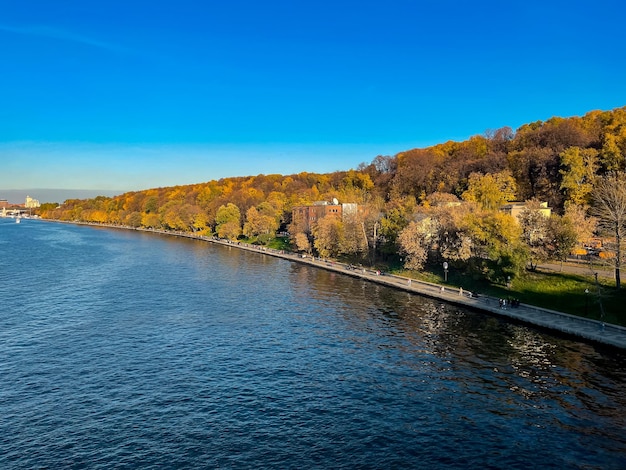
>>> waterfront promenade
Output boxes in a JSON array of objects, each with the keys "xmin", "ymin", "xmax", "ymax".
[
  {"xmin": 204, "ymin": 236, "xmax": 626, "ymax": 350},
  {"xmin": 59, "ymin": 222, "xmax": 626, "ymax": 350}
]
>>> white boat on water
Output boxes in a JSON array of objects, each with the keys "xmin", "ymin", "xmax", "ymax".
[{"xmin": 15, "ymin": 217, "xmax": 21, "ymax": 224}]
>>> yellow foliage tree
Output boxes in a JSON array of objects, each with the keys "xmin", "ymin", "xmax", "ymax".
[
  {"xmin": 215, "ymin": 203, "xmax": 241, "ymax": 240},
  {"xmin": 559, "ymin": 146, "xmax": 598, "ymax": 205},
  {"xmin": 462, "ymin": 171, "xmax": 517, "ymax": 211}
]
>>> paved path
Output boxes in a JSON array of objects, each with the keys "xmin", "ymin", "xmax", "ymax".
[{"xmin": 537, "ymin": 258, "xmax": 614, "ymax": 279}]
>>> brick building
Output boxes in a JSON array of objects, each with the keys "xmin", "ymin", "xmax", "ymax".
[{"xmin": 291, "ymin": 200, "xmax": 358, "ymax": 232}]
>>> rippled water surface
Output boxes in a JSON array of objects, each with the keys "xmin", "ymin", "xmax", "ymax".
[{"xmin": 1, "ymin": 219, "xmax": 626, "ymax": 469}]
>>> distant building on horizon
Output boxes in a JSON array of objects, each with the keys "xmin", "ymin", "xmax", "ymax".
[{"xmin": 25, "ymin": 195, "xmax": 40, "ymax": 208}]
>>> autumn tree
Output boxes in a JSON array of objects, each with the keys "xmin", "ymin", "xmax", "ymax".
[
  {"xmin": 392, "ymin": 149, "xmax": 442, "ymax": 198},
  {"xmin": 591, "ymin": 173, "xmax": 626, "ymax": 288},
  {"xmin": 559, "ymin": 146, "xmax": 598, "ymax": 205},
  {"xmin": 126, "ymin": 211, "xmax": 142, "ymax": 228},
  {"xmin": 563, "ymin": 203, "xmax": 597, "ymax": 248},
  {"xmin": 518, "ymin": 199, "xmax": 550, "ymax": 270},
  {"xmin": 341, "ymin": 169, "xmax": 375, "ymax": 193},
  {"xmin": 398, "ymin": 216, "xmax": 439, "ymax": 270},
  {"xmin": 160, "ymin": 200, "xmax": 201, "ymax": 232},
  {"xmin": 464, "ymin": 210, "xmax": 527, "ymax": 282},
  {"xmin": 600, "ymin": 133, "xmax": 625, "ymax": 172},
  {"xmin": 215, "ymin": 203, "xmax": 242, "ymax": 240},
  {"xmin": 424, "ymin": 191, "xmax": 460, "ymax": 208},
  {"xmin": 461, "ymin": 171, "xmax": 517, "ymax": 210},
  {"xmin": 265, "ymin": 191, "xmax": 288, "ymax": 226},
  {"xmin": 398, "ymin": 222, "xmax": 428, "ymax": 270},
  {"xmin": 378, "ymin": 196, "xmax": 416, "ymax": 257},
  {"xmin": 142, "ymin": 212, "xmax": 161, "ymax": 229},
  {"xmin": 243, "ymin": 207, "xmax": 262, "ymax": 238},
  {"xmin": 294, "ymin": 232, "xmax": 312, "ymax": 254},
  {"xmin": 507, "ymin": 147, "xmax": 557, "ymax": 203},
  {"xmin": 599, "ymin": 109, "xmax": 626, "ymax": 171},
  {"xmin": 434, "ymin": 203, "xmax": 474, "ymax": 263},
  {"xmin": 545, "ymin": 214, "xmax": 578, "ymax": 267},
  {"xmin": 485, "ymin": 126, "xmax": 515, "ymax": 154},
  {"xmin": 339, "ymin": 213, "xmax": 368, "ymax": 259},
  {"xmin": 243, "ymin": 203, "xmax": 279, "ymax": 243},
  {"xmin": 312, "ymin": 216, "xmax": 343, "ymax": 258},
  {"xmin": 287, "ymin": 205, "xmax": 307, "ymax": 233},
  {"xmin": 143, "ymin": 196, "xmax": 159, "ymax": 214},
  {"xmin": 189, "ymin": 205, "xmax": 210, "ymax": 232}
]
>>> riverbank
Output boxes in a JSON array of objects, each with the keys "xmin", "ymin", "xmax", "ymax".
[
  {"xmin": 215, "ymin": 238, "xmax": 626, "ymax": 350},
  {"xmin": 47, "ymin": 220, "xmax": 626, "ymax": 350}
]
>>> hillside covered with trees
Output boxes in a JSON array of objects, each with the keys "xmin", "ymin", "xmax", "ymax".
[{"xmin": 40, "ymin": 106, "xmax": 626, "ymax": 289}]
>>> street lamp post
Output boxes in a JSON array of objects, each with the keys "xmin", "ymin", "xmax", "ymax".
[
  {"xmin": 443, "ymin": 262, "xmax": 448, "ymax": 282},
  {"xmin": 585, "ymin": 288, "xmax": 589, "ymax": 315}
]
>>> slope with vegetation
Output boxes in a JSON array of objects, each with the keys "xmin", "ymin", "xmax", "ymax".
[{"xmin": 39, "ymin": 106, "xmax": 626, "ymax": 321}]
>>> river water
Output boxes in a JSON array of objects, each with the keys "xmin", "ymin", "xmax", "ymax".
[{"xmin": 1, "ymin": 219, "xmax": 625, "ymax": 469}]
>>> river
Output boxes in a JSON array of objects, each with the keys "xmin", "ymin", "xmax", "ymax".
[{"xmin": 1, "ymin": 218, "xmax": 625, "ymax": 469}]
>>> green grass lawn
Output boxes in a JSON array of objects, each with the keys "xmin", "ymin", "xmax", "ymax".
[
  {"xmin": 505, "ymin": 271, "xmax": 625, "ymax": 325},
  {"xmin": 239, "ymin": 235, "xmax": 291, "ymax": 251},
  {"xmin": 392, "ymin": 264, "xmax": 626, "ymax": 327}
]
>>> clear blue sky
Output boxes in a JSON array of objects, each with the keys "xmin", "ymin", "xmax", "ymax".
[{"xmin": 1, "ymin": 0, "xmax": 625, "ymax": 197}]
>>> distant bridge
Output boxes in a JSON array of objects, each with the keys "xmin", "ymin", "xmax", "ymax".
[{"xmin": 1, "ymin": 208, "xmax": 30, "ymax": 217}]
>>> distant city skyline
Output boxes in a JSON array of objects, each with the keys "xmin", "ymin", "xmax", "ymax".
[
  {"xmin": 0, "ymin": 189, "xmax": 122, "ymax": 205},
  {"xmin": 2, "ymin": 1, "xmax": 625, "ymax": 195}
]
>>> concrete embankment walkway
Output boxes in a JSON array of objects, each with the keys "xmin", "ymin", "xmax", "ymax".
[
  {"xmin": 202, "ymin": 237, "xmax": 626, "ymax": 350},
  {"xmin": 64, "ymin": 222, "xmax": 626, "ymax": 350}
]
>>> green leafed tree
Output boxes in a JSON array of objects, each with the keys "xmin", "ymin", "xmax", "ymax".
[
  {"xmin": 464, "ymin": 210, "xmax": 528, "ymax": 283},
  {"xmin": 376, "ymin": 197, "xmax": 417, "ymax": 255}
]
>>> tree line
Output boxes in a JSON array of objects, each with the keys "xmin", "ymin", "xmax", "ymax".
[{"xmin": 39, "ymin": 106, "xmax": 626, "ymax": 287}]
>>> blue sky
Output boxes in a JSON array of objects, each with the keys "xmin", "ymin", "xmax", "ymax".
[{"xmin": 1, "ymin": 0, "xmax": 625, "ymax": 198}]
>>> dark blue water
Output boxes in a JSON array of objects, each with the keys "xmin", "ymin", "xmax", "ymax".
[{"xmin": 1, "ymin": 219, "xmax": 625, "ymax": 469}]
